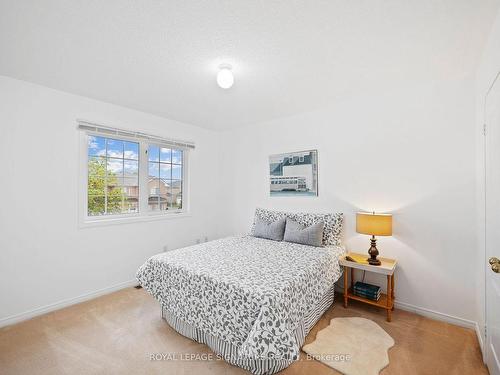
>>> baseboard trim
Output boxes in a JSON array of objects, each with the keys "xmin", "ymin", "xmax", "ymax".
[
  {"xmin": 334, "ymin": 284, "xmax": 485, "ymax": 358},
  {"xmin": 475, "ymin": 322, "xmax": 485, "ymax": 360},
  {"xmin": 394, "ymin": 301, "xmax": 485, "ymax": 362},
  {"xmin": 393, "ymin": 300, "xmax": 477, "ymax": 329},
  {"xmin": 0, "ymin": 279, "xmax": 138, "ymax": 328},
  {"xmin": 335, "ymin": 284, "xmax": 476, "ymax": 328}
]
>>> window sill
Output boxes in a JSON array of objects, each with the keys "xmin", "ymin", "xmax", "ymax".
[{"xmin": 79, "ymin": 211, "xmax": 191, "ymax": 229}]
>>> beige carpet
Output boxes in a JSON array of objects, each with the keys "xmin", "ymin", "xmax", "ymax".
[
  {"xmin": 0, "ymin": 289, "xmax": 487, "ymax": 375},
  {"xmin": 303, "ymin": 317, "xmax": 394, "ymax": 375}
]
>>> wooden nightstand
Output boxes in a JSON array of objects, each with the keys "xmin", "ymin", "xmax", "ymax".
[{"xmin": 339, "ymin": 253, "xmax": 397, "ymax": 322}]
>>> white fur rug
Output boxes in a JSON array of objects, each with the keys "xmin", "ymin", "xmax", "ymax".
[{"xmin": 302, "ymin": 317, "xmax": 394, "ymax": 375}]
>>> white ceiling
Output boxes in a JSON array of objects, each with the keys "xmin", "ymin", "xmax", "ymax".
[{"xmin": 1, "ymin": 1, "xmax": 499, "ymax": 130}]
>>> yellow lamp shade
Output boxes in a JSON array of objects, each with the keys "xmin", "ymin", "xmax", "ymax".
[{"xmin": 356, "ymin": 212, "xmax": 392, "ymax": 236}]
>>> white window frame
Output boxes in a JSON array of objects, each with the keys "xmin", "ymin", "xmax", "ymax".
[{"xmin": 78, "ymin": 131, "xmax": 190, "ymax": 228}]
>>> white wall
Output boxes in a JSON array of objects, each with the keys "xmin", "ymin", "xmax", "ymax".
[
  {"xmin": 218, "ymin": 78, "xmax": 479, "ymax": 324},
  {"xmin": 475, "ymin": 7, "xmax": 500, "ymax": 351},
  {"xmin": 0, "ymin": 76, "xmax": 221, "ymax": 325},
  {"xmin": 0, "ymin": 64, "xmax": 488, "ymax": 330}
]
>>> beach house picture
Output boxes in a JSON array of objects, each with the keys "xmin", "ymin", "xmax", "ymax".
[{"xmin": 269, "ymin": 150, "xmax": 318, "ymax": 196}]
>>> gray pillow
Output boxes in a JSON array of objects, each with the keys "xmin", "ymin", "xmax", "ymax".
[
  {"xmin": 284, "ymin": 218, "xmax": 324, "ymax": 247},
  {"xmin": 252, "ymin": 208, "xmax": 343, "ymax": 246},
  {"xmin": 253, "ymin": 217, "xmax": 286, "ymax": 241}
]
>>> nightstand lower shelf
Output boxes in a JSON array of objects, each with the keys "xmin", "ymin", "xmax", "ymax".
[
  {"xmin": 345, "ymin": 288, "xmax": 393, "ymax": 310},
  {"xmin": 341, "ymin": 260, "xmax": 396, "ymax": 322}
]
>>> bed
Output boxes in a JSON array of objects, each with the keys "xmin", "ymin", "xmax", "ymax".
[{"xmin": 136, "ymin": 209, "xmax": 344, "ymax": 374}]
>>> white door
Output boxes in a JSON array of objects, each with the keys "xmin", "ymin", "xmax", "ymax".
[{"xmin": 485, "ymin": 73, "xmax": 500, "ymax": 375}]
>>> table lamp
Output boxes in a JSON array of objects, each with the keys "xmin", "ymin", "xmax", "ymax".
[{"xmin": 356, "ymin": 212, "xmax": 392, "ymax": 266}]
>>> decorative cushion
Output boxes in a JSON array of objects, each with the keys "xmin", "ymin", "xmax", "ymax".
[
  {"xmin": 284, "ymin": 218, "xmax": 324, "ymax": 247},
  {"xmin": 252, "ymin": 208, "xmax": 343, "ymax": 246},
  {"xmin": 252, "ymin": 216, "xmax": 286, "ymax": 241}
]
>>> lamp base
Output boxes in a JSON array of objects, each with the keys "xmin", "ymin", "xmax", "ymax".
[
  {"xmin": 368, "ymin": 257, "xmax": 382, "ymax": 266},
  {"xmin": 367, "ymin": 235, "xmax": 381, "ymax": 266}
]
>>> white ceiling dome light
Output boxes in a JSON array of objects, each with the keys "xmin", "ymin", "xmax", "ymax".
[{"xmin": 217, "ymin": 64, "xmax": 234, "ymax": 89}]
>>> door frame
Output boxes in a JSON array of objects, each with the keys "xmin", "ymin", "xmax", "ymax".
[{"xmin": 483, "ymin": 67, "xmax": 500, "ymax": 368}]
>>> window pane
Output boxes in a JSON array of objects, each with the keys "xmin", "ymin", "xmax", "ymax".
[
  {"xmin": 148, "ymin": 196, "xmax": 160, "ymax": 211},
  {"xmin": 107, "ymin": 185, "xmax": 125, "ymax": 196},
  {"xmin": 124, "ymin": 142, "xmax": 139, "ymax": 160},
  {"xmin": 88, "ymin": 136, "xmax": 106, "ymax": 156},
  {"xmin": 172, "ymin": 149, "xmax": 183, "ymax": 164},
  {"xmin": 106, "ymin": 186, "xmax": 124, "ymax": 214},
  {"xmin": 86, "ymin": 136, "xmax": 142, "ymax": 217},
  {"xmin": 123, "ymin": 184, "xmax": 139, "ymax": 198},
  {"xmin": 124, "ymin": 198, "xmax": 139, "ymax": 213},
  {"xmin": 156, "ymin": 179, "xmax": 171, "ymax": 211},
  {"xmin": 88, "ymin": 196, "xmax": 105, "ymax": 216},
  {"xmin": 170, "ymin": 195, "xmax": 182, "ymax": 210},
  {"xmin": 124, "ymin": 160, "xmax": 138, "ymax": 176},
  {"xmin": 159, "ymin": 194, "xmax": 169, "ymax": 211},
  {"xmin": 88, "ymin": 157, "xmax": 106, "ymax": 177},
  {"xmin": 160, "ymin": 163, "xmax": 171, "ymax": 179},
  {"xmin": 107, "ymin": 158, "xmax": 123, "ymax": 177},
  {"xmin": 159, "ymin": 178, "xmax": 170, "ymax": 193},
  {"xmin": 88, "ymin": 176, "xmax": 106, "ymax": 196},
  {"xmin": 148, "ymin": 177, "xmax": 160, "ymax": 211},
  {"xmin": 170, "ymin": 180, "xmax": 182, "ymax": 209},
  {"xmin": 171, "ymin": 164, "xmax": 182, "ymax": 179},
  {"xmin": 148, "ymin": 145, "xmax": 159, "ymax": 162},
  {"xmin": 148, "ymin": 162, "xmax": 159, "ymax": 178},
  {"xmin": 106, "ymin": 139, "xmax": 123, "ymax": 158},
  {"xmin": 160, "ymin": 148, "xmax": 171, "ymax": 163},
  {"xmin": 150, "ymin": 178, "xmax": 160, "ymax": 194},
  {"xmin": 107, "ymin": 200, "xmax": 123, "ymax": 214}
]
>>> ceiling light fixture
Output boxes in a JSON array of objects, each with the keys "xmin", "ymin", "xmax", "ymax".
[{"xmin": 217, "ymin": 64, "xmax": 234, "ymax": 89}]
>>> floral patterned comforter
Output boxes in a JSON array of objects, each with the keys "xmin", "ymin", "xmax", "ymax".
[{"xmin": 136, "ymin": 236, "xmax": 344, "ymax": 360}]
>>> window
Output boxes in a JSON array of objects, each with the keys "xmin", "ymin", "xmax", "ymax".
[
  {"xmin": 87, "ymin": 136, "xmax": 139, "ymax": 216},
  {"xmin": 83, "ymin": 132, "xmax": 188, "ymax": 222},
  {"xmin": 147, "ymin": 144, "xmax": 183, "ymax": 212}
]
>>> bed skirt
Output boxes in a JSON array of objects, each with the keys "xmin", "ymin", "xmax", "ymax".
[{"xmin": 161, "ymin": 286, "xmax": 335, "ymax": 375}]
